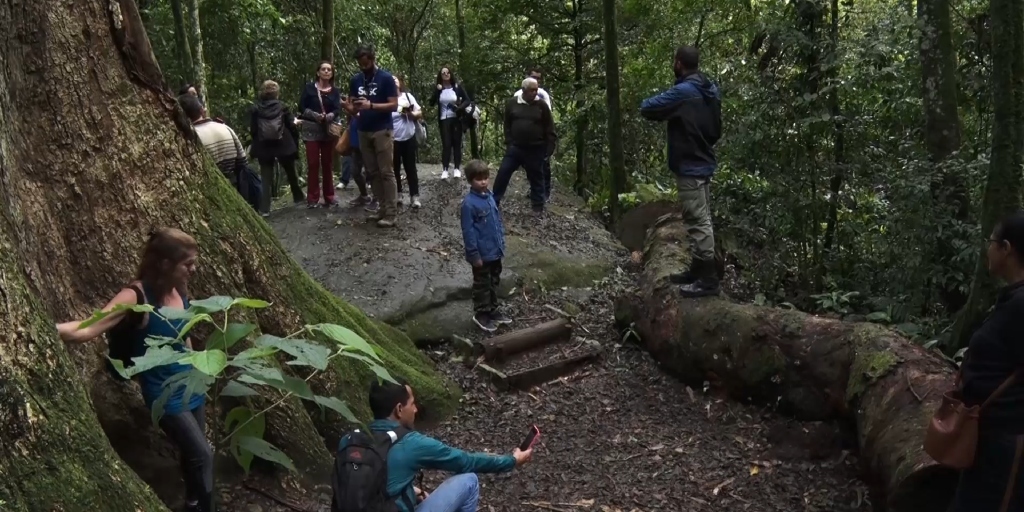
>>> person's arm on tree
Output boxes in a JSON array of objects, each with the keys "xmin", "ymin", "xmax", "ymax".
[
  {"xmin": 639, "ymin": 82, "xmax": 695, "ymax": 122},
  {"xmin": 408, "ymin": 432, "xmax": 517, "ymax": 474},
  {"xmin": 461, "ymin": 199, "xmax": 480, "ymax": 265},
  {"xmin": 56, "ymin": 287, "xmax": 138, "ymax": 343}
]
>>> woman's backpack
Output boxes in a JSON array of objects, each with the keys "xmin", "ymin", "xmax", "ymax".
[{"xmin": 105, "ymin": 285, "xmax": 146, "ymax": 380}]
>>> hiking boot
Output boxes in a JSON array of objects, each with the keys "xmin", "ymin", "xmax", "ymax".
[
  {"xmin": 678, "ymin": 259, "xmax": 720, "ymax": 298},
  {"xmin": 473, "ymin": 312, "xmax": 497, "ymax": 333},
  {"xmin": 412, "ymin": 195, "xmax": 422, "ymax": 208},
  {"xmin": 364, "ymin": 200, "xmax": 380, "ymax": 213},
  {"xmin": 668, "ymin": 270, "xmax": 698, "ymax": 285},
  {"xmin": 453, "ymin": 168, "xmax": 462, "ymax": 179},
  {"xmin": 377, "ymin": 218, "xmax": 397, "ymax": 228},
  {"xmin": 348, "ymin": 195, "xmax": 371, "ymax": 207},
  {"xmin": 490, "ymin": 310, "xmax": 513, "ymax": 325}
]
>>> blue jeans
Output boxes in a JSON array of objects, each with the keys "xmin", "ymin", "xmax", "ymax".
[
  {"xmin": 341, "ymin": 155, "xmax": 353, "ymax": 185},
  {"xmin": 158, "ymin": 405, "xmax": 213, "ymax": 508},
  {"xmin": 415, "ymin": 473, "xmax": 479, "ymax": 512}
]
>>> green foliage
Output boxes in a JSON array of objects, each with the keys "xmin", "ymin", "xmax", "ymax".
[{"xmin": 88, "ymin": 294, "xmax": 391, "ymax": 475}]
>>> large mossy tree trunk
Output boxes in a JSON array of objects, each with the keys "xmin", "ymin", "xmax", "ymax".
[
  {"xmin": 0, "ymin": 1, "xmax": 457, "ymax": 510},
  {"xmin": 618, "ymin": 215, "xmax": 960, "ymax": 512},
  {"xmin": 951, "ymin": 0, "xmax": 1024, "ymax": 349}
]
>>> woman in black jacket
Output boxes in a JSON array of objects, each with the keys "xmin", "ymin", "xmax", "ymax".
[
  {"xmin": 297, "ymin": 61, "xmax": 343, "ymax": 208},
  {"xmin": 953, "ymin": 210, "xmax": 1024, "ymax": 511},
  {"xmin": 250, "ymin": 80, "xmax": 304, "ymax": 216},
  {"xmin": 429, "ymin": 66, "xmax": 469, "ymax": 179}
]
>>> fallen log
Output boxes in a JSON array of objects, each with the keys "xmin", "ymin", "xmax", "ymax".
[
  {"xmin": 618, "ymin": 214, "xmax": 959, "ymax": 512},
  {"xmin": 477, "ymin": 318, "xmax": 573, "ymax": 362}
]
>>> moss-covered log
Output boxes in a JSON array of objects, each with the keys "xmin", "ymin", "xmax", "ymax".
[
  {"xmin": 0, "ymin": 0, "xmax": 457, "ymax": 509},
  {"xmin": 620, "ymin": 215, "xmax": 959, "ymax": 512}
]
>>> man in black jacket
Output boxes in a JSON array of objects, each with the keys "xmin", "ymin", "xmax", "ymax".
[
  {"xmin": 640, "ymin": 45, "xmax": 722, "ymax": 298},
  {"xmin": 493, "ymin": 78, "xmax": 556, "ymax": 214}
]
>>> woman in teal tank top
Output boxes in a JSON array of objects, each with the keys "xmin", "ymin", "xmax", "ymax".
[{"xmin": 57, "ymin": 228, "xmax": 214, "ymax": 512}]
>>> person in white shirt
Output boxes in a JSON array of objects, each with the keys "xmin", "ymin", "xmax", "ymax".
[
  {"xmin": 429, "ymin": 66, "xmax": 470, "ymax": 179},
  {"xmin": 392, "ymin": 74, "xmax": 424, "ymax": 208},
  {"xmin": 513, "ymin": 67, "xmax": 553, "ymax": 201}
]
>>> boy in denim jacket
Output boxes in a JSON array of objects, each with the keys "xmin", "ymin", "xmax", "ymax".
[{"xmin": 460, "ymin": 160, "xmax": 513, "ymax": 332}]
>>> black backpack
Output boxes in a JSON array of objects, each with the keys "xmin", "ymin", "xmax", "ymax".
[
  {"xmin": 258, "ymin": 114, "xmax": 285, "ymax": 141},
  {"xmin": 332, "ymin": 428, "xmax": 414, "ymax": 512},
  {"xmin": 105, "ymin": 284, "xmax": 146, "ymax": 380}
]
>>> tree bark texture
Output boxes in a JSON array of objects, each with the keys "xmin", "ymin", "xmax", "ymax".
[
  {"xmin": 952, "ymin": 0, "xmax": 1024, "ymax": 349},
  {"xmin": 618, "ymin": 215, "xmax": 960, "ymax": 511},
  {"xmin": 0, "ymin": 0, "xmax": 458, "ymax": 509},
  {"xmin": 320, "ymin": 0, "xmax": 334, "ymax": 63}
]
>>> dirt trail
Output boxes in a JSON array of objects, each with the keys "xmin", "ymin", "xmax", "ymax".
[{"xmin": 262, "ymin": 164, "xmax": 873, "ymax": 512}]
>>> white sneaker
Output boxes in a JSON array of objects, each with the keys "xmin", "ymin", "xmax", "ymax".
[
  {"xmin": 412, "ymin": 196, "xmax": 422, "ymax": 208},
  {"xmin": 453, "ymin": 168, "xmax": 462, "ymax": 178},
  {"xmin": 336, "ymin": 182, "xmax": 345, "ymax": 190},
  {"xmin": 441, "ymin": 169, "xmax": 450, "ymax": 180}
]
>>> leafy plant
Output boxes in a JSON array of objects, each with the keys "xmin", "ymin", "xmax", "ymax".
[
  {"xmin": 810, "ymin": 290, "xmax": 860, "ymax": 315},
  {"xmin": 81, "ymin": 295, "xmax": 391, "ymax": 474}
]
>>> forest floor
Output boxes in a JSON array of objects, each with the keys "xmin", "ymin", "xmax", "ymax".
[{"xmin": 249, "ymin": 163, "xmax": 875, "ymax": 512}]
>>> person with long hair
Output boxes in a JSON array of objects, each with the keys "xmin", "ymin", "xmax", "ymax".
[
  {"xmin": 952, "ymin": 211, "xmax": 1024, "ymax": 511},
  {"xmin": 298, "ymin": 60, "xmax": 343, "ymax": 208},
  {"xmin": 429, "ymin": 66, "xmax": 469, "ymax": 180},
  {"xmin": 393, "ymin": 74, "xmax": 424, "ymax": 208},
  {"xmin": 250, "ymin": 79, "xmax": 304, "ymax": 215},
  {"xmin": 56, "ymin": 228, "xmax": 213, "ymax": 512}
]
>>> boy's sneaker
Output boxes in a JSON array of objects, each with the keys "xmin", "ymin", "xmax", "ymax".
[
  {"xmin": 490, "ymin": 310, "xmax": 513, "ymax": 325},
  {"xmin": 412, "ymin": 195, "xmax": 422, "ymax": 208},
  {"xmin": 441, "ymin": 168, "xmax": 450, "ymax": 180},
  {"xmin": 453, "ymin": 168, "xmax": 462, "ymax": 178},
  {"xmin": 364, "ymin": 200, "xmax": 380, "ymax": 213},
  {"xmin": 473, "ymin": 312, "xmax": 497, "ymax": 333}
]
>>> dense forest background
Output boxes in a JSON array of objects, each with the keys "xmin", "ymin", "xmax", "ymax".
[{"xmin": 138, "ymin": 0, "xmax": 1019, "ymax": 352}]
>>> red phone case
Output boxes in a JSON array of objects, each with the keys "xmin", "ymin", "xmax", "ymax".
[{"xmin": 521, "ymin": 425, "xmax": 541, "ymax": 450}]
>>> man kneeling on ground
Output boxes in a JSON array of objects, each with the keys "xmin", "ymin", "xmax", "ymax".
[{"xmin": 339, "ymin": 378, "xmax": 533, "ymax": 512}]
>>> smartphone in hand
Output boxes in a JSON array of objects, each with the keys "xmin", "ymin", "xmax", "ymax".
[{"xmin": 519, "ymin": 425, "xmax": 541, "ymax": 451}]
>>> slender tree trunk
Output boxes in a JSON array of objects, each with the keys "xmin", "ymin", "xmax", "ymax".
[
  {"xmin": 0, "ymin": 0, "xmax": 457, "ymax": 509},
  {"xmin": 170, "ymin": 0, "xmax": 193, "ymax": 87},
  {"xmin": 951, "ymin": 0, "xmax": 1024, "ymax": 349},
  {"xmin": 321, "ymin": 0, "xmax": 334, "ymax": 62},
  {"xmin": 604, "ymin": 0, "xmax": 626, "ymax": 221},
  {"xmin": 822, "ymin": 0, "xmax": 844, "ymax": 257},
  {"xmin": 919, "ymin": 0, "xmax": 968, "ymax": 314},
  {"xmin": 454, "ymin": 0, "xmax": 479, "ymax": 158},
  {"xmin": 572, "ymin": 0, "xmax": 589, "ymax": 197},
  {"xmin": 183, "ymin": 0, "xmax": 206, "ymax": 107}
]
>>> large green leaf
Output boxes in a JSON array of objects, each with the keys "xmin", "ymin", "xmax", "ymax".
[
  {"xmin": 175, "ymin": 313, "xmax": 213, "ymax": 340},
  {"xmin": 184, "ymin": 349, "xmax": 229, "ymax": 376},
  {"xmin": 224, "ymin": 407, "xmax": 266, "ymax": 473},
  {"xmin": 178, "ymin": 369, "xmax": 215, "ymax": 407},
  {"xmin": 145, "ymin": 335, "xmax": 180, "ymax": 348},
  {"xmin": 221, "ymin": 380, "xmax": 260, "ymax": 397},
  {"xmin": 231, "ymin": 298, "xmax": 272, "ymax": 309},
  {"xmin": 207, "ymin": 323, "xmax": 258, "ymax": 351},
  {"xmin": 254, "ymin": 335, "xmax": 331, "ymax": 371},
  {"xmin": 231, "ymin": 346, "xmax": 278, "ymax": 364},
  {"xmin": 339, "ymin": 352, "xmax": 396, "ymax": 383},
  {"xmin": 79, "ymin": 303, "xmax": 154, "ymax": 329},
  {"xmin": 238, "ymin": 367, "xmax": 313, "ymax": 399},
  {"xmin": 313, "ymin": 395, "xmax": 359, "ymax": 424},
  {"xmin": 310, "ymin": 324, "xmax": 381, "ymax": 361},
  {"xmin": 127, "ymin": 345, "xmax": 189, "ymax": 377},
  {"xmin": 157, "ymin": 307, "xmax": 195, "ymax": 321},
  {"xmin": 189, "ymin": 296, "xmax": 235, "ymax": 313},
  {"xmin": 237, "ymin": 435, "xmax": 296, "ymax": 472}
]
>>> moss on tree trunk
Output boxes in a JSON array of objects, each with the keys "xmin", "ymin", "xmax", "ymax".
[
  {"xmin": 0, "ymin": 0, "xmax": 458, "ymax": 508},
  {"xmin": 619, "ymin": 215, "xmax": 960, "ymax": 512}
]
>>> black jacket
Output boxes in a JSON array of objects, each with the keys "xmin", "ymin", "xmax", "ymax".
[
  {"xmin": 639, "ymin": 72, "xmax": 721, "ymax": 177},
  {"xmin": 430, "ymin": 83, "xmax": 471, "ymax": 123},
  {"xmin": 503, "ymin": 97, "xmax": 556, "ymax": 156},
  {"xmin": 962, "ymin": 281, "xmax": 1024, "ymax": 435},
  {"xmin": 249, "ymin": 99, "xmax": 299, "ymax": 161}
]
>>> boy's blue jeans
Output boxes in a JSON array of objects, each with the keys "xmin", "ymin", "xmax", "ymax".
[{"xmin": 415, "ymin": 474, "xmax": 479, "ymax": 512}]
